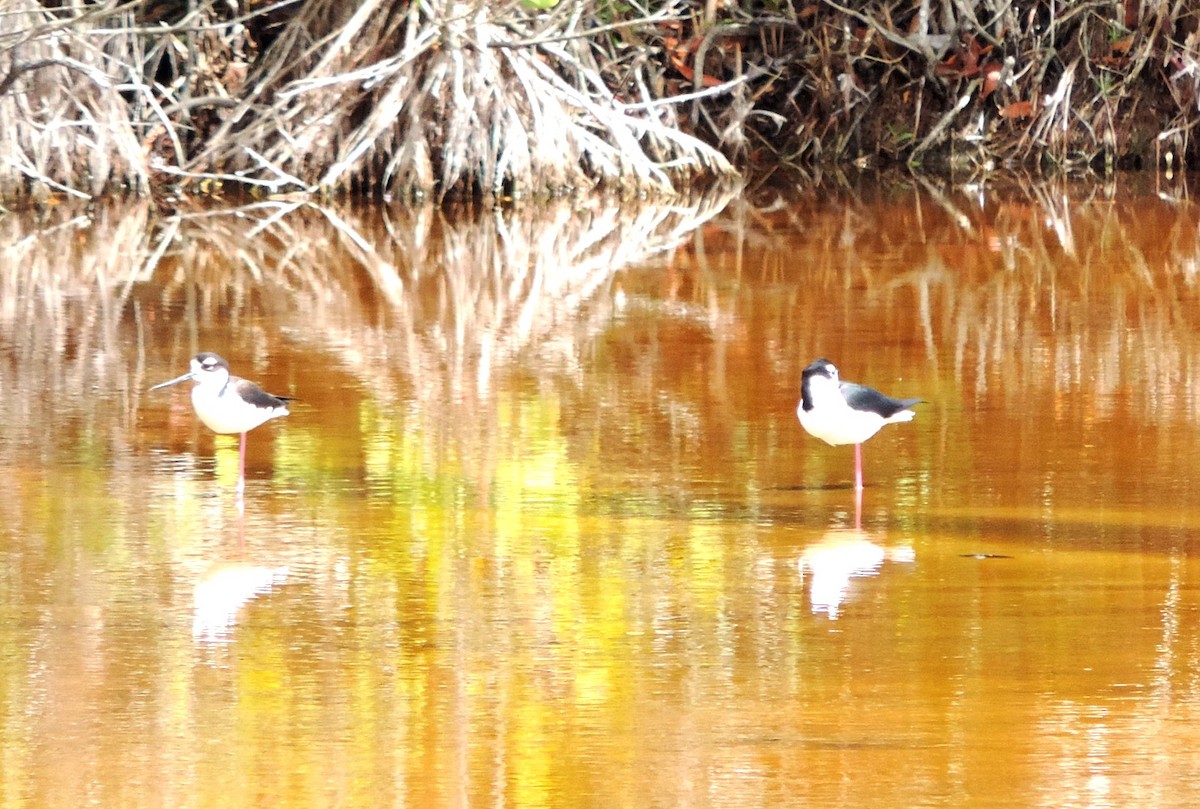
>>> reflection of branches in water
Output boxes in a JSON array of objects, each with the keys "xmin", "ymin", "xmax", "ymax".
[
  {"xmin": 733, "ymin": 180, "xmax": 1200, "ymax": 424},
  {"xmin": 151, "ymin": 190, "xmax": 740, "ymax": 403},
  {"xmin": 11, "ymin": 179, "xmax": 1200, "ymax": 473},
  {"xmin": 0, "ymin": 203, "xmax": 154, "ymax": 461},
  {"xmin": 558, "ymin": 179, "xmax": 1200, "ymax": 511},
  {"xmin": 0, "ymin": 189, "xmax": 740, "ymax": 470}
]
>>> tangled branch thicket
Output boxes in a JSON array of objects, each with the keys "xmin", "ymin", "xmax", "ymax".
[{"xmin": 2, "ymin": 0, "xmax": 1200, "ymax": 204}]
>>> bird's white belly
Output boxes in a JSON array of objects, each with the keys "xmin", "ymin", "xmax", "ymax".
[
  {"xmin": 796, "ymin": 399, "xmax": 888, "ymax": 446},
  {"xmin": 192, "ymin": 388, "xmax": 287, "ymax": 435}
]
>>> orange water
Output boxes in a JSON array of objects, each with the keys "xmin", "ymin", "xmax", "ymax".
[{"xmin": 1, "ymin": 180, "xmax": 1199, "ymax": 806}]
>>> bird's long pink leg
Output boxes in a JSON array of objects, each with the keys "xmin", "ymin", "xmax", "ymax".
[
  {"xmin": 854, "ymin": 443, "xmax": 864, "ymax": 492},
  {"xmin": 237, "ymin": 431, "xmax": 247, "ymax": 501}
]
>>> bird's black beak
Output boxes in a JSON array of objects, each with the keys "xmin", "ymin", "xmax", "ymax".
[{"xmin": 149, "ymin": 372, "xmax": 193, "ymax": 392}]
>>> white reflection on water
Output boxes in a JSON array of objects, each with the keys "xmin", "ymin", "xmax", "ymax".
[
  {"xmin": 797, "ymin": 529, "xmax": 914, "ymax": 619},
  {"xmin": 192, "ymin": 562, "xmax": 290, "ymax": 643}
]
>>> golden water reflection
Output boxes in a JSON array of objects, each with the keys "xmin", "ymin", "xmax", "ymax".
[{"xmin": 2, "ymin": 178, "xmax": 1200, "ymax": 805}]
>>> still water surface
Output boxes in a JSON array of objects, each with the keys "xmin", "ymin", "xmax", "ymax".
[{"xmin": 2, "ymin": 179, "xmax": 1200, "ymax": 806}]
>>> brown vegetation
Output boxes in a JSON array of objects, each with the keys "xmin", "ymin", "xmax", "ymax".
[
  {"xmin": 2, "ymin": 1, "xmax": 1200, "ymax": 203},
  {"xmin": 733, "ymin": 0, "xmax": 1200, "ymax": 173}
]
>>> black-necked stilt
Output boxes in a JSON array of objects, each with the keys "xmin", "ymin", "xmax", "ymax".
[
  {"xmin": 797, "ymin": 358, "xmax": 920, "ymax": 491},
  {"xmin": 151, "ymin": 352, "xmax": 290, "ymax": 497}
]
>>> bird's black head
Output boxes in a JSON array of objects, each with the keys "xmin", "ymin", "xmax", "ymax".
[
  {"xmin": 194, "ymin": 352, "xmax": 230, "ymax": 373},
  {"xmin": 802, "ymin": 358, "xmax": 838, "ymax": 381}
]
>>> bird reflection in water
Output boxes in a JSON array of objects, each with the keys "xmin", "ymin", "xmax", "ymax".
[
  {"xmin": 798, "ymin": 529, "xmax": 914, "ymax": 619},
  {"xmin": 192, "ymin": 562, "xmax": 290, "ymax": 643}
]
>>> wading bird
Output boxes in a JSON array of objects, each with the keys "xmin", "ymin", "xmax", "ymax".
[
  {"xmin": 797, "ymin": 358, "xmax": 920, "ymax": 491},
  {"xmin": 151, "ymin": 352, "xmax": 290, "ymax": 498}
]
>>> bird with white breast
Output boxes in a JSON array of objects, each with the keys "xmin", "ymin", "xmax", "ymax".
[
  {"xmin": 151, "ymin": 352, "xmax": 290, "ymax": 498},
  {"xmin": 796, "ymin": 358, "xmax": 920, "ymax": 491}
]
